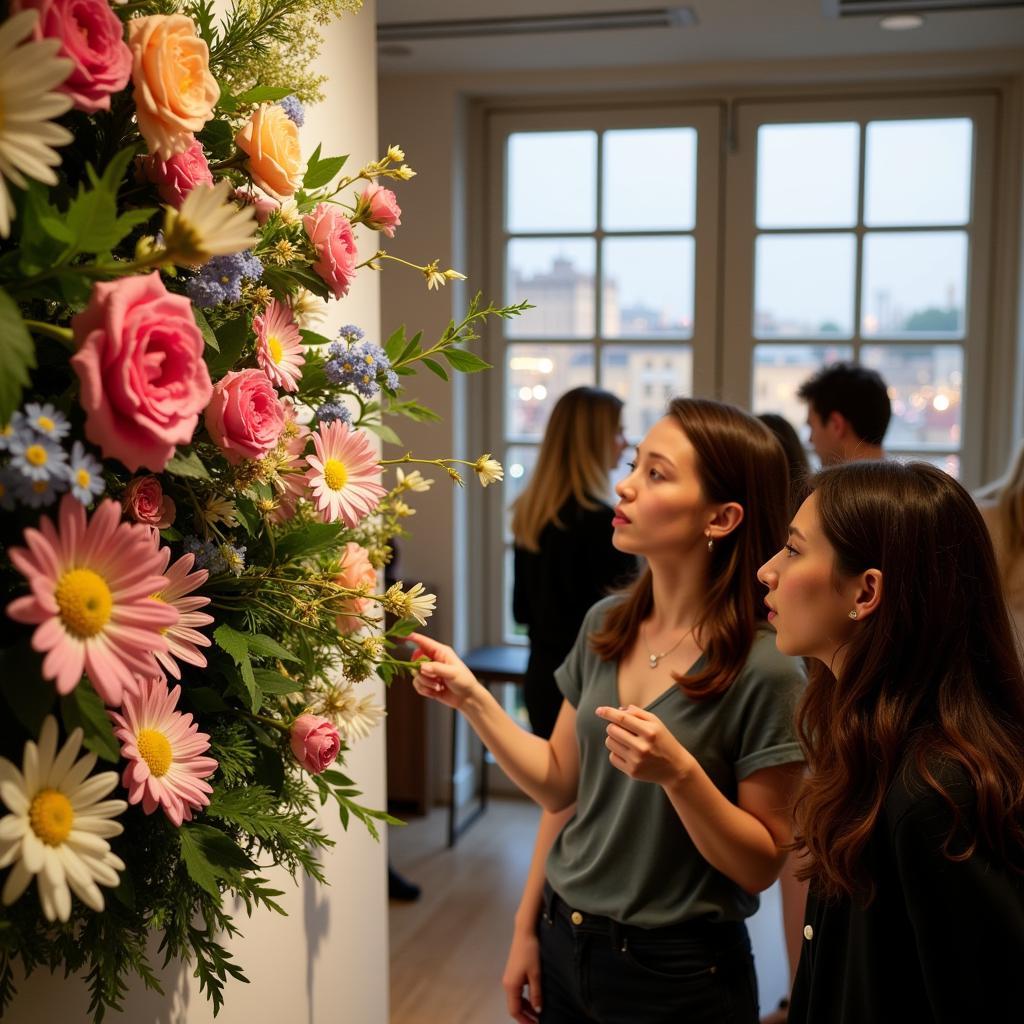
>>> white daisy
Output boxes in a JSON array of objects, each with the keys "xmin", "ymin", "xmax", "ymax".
[
  {"xmin": 473, "ymin": 454, "xmax": 504, "ymax": 487},
  {"xmin": 163, "ymin": 179, "xmax": 260, "ymax": 266},
  {"xmin": 0, "ymin": 716, "xmax": 126, "ymax": 922},
  {"xmin": 319, "ymin": 684, "xmax": 386, "ymax": 743},
  {"xmin": 395, "ymin": 467, "xmax": 433, "ymax": 493},
  {"xmin": 0, "ymin": 11, "xmax": 74, "ymax": 237},
  {"xmin": 383, "ymin": 581, "xmax": 436, "ymax": 626}
]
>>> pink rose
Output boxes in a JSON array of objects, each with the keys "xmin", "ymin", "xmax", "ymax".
[
  {"xmin": 358, "ymin": 184, "xmax": 402, "ymax": 238},
  {"xmin": 13, "ymin": 0, "xmax": 132, "ymax": 114},
  {"xmin": 334, "ymin": 542, "xmax": 378, "ymax": 632},
  {"xmin": 289, "ymin": 714, "xmax": 341, "ymax": 775},
  {"xmin": 71, "ymin": 273, "xmax": 213, "ymax": 472},
  {"xmin": 303, "ymin": 203, "xmax": 357, "ymax": 300},
  {"xmin": 122, "ymin": 475, "xmax": 175, "ymax": 528},
  {"xmin": 142, "ymin": 137, "xmax": 213, "ymax": 209},
  {"xmin": 234, "ymin": 188, "xmax": 279, "ymax": 226},
  {"xmin": 204, "ymin": 368, "xmax": 284, "ymax": 464}
]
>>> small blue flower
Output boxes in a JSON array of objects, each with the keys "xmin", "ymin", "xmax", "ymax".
[
  {"xmin": 186, "ymin": 250, "xmax": 264, "ymax": 307},
  {"xmin": 277, "ymin": 95, "xmax": 305, "ymax": 127},
  {"xmin": 184, "ymin": 536, "xmax": 228, "ymax": 575},
  {"xmin": 337, "ymin": 325, "xmax": 365, "ymax": 344},
  {"xmin": 325, "ymin": 339, "xmax": 394, "ymax": 398},
  {"xmin": 24, "ymin": 402, "xmax": 71, "ymax": 441},
  {"xmin": 0, "ymin": 467, "xmax": 18, "ymax": 511},
  {"xmin": 8, "ymin": 433, "xmax": 67, "ymax": 482},
  {"xmin": 16, "ymin": 472, "xmax": 66, "ymax": 508},
  {"xmin": 316, "ymin": 401, "xmax": 352, "ymax": 426},
  {"xmin": 0, "ymin": 412, "xmax": 28, "ymax": 452},
  {"xmin": 66, "ymin": 441, "xmax": 106, "ymax": 505}
]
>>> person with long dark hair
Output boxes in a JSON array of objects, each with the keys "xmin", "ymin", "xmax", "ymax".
[
  {"xmin": 758, "ymin": 461, "xmax": 1024, "ymax": 1022},
  {"xmin": 412, "ymin": 399, "xmax": 806, "ymax": 1023},
  {"xmin": 511, "ymin": 386, "xmax": 637, "ymax": 738}
]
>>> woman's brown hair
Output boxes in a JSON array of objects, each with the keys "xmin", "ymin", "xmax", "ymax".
[
  {"xmin": 510, "ymin": 387, "xmax": 624, "ymax": 552},
  {"xmin": 591, "ymin": 398, "xmax": 790, "ymax": 699},
  {"xmin": 795, "ymin": 461, "xmax": 1024, "ymax": 900}
]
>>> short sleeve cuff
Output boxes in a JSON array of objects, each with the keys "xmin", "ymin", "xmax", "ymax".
[
  {"xmin": 554, "ymin": 663, "xmax": 580, "ymax": 708},
  {"xmin": 735, "ymin": 741, "xmax": 805, "ymax": 781}
]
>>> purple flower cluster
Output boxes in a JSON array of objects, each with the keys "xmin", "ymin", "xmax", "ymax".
[
  {"xmin": 185, "ymin": 250, "xmax": 264, "ymax": 307},
  {"xmin": 325, "ymin": 336, "xmax": 398, "ymax": 398},
  {"xmin": 316, "ymin": 402, "xmax": 352, "ymax": 427},
  {"xmin": 183, "ymin": 537, "xmax": 248, "ymax": 577},
  {"xmin": 277, "ymin": 95, "xmax": 305, "ymax": 127}
]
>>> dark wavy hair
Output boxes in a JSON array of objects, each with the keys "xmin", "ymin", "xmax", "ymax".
[
  {"xmin": 591, "ymin": 398, "xmax": 789, "ymax": 699},
  {"xmin": 794, "ymin": 461, "xmax": 1024, "ymax": 900}
]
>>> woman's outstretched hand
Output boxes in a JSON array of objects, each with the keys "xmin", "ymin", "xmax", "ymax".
[
  {"xmin": 595, "ymin": 704, "xmax": 696, "ymax": 787},
  {"xmin": 408, "ymin": 632, "xmax": 483, "ymax": 711}
]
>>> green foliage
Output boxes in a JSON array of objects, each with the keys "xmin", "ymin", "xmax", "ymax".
[
  {"xmin": 0, "ymin": 288, "xmax": 36, "ymax": 424},
  {"xmin": 60, "ymin": 682, "xmax": 120, "ymax": 763}
]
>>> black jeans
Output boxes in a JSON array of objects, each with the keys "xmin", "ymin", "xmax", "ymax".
[{"xmin": 537, "ymin": 884, "xmax": 759, "ymax": 1024}]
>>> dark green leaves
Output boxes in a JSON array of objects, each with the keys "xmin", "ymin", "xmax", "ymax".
[
  {"xmin": 165, "ymin": 449, "xmax": 211, "ymax": 480},
  {"xmin": 443, "ymin": 347, "xmax": 491, "ymax": 372},
  {"xmin": 214, "ymin": 624, "xmax": 299, "ymax": 712},
  {"xmin": 60, "ymin": 682, "xmax": 120, "ymax": 763},
  {"xmin": 0, "ymin": 288, "xmax": 35, "ymax": 424},
  {"xmin": 235, "ymin": 86, "xmax": 293, "ymax": 104},
  {"xmin": 273, "ymin": 521, "xmax": 344, "ymax": 562},
  {"xmin": 179, "ymin": 824, "xmax": 257, "ymax": 897},
  {"xmin": 302, "ymin": 143, "xmax": 348, "ymax": 190}
]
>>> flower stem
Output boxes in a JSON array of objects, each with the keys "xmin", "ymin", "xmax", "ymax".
[{"xmin": 23, "ymin": 321, "xmax": 75, "ymax": 349}]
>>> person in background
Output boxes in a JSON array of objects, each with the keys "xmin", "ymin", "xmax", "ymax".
[
  {"xmin": 976, "ymin": 439, "xmax": 1024, "ymax": 659},
  {"xmin": 758, "ymin": 461, "xmax": 1024, "ymax": 1023},
  {"xmin": 511, "ymin": 386, "xmax": 637, "ymax": 739},
  {"xmin": 755, "ymin": 412, "xmax": 812, "ymax": 1024},
  {"xmin": 797, "ymin": 362, "xmax": 891, "ymax": 465},
  {"xmin": 413, "ymin": 398, "xmax": 806, "ymax": 1024}
]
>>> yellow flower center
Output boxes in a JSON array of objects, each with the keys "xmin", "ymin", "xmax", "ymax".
[
  {"xmin": 29, "ymin": 789, "xmax": 74, "ymax": 847},
  {"xmin": 267, "ymin": 334, "xmax": 284, "ymax": 364},
  {"xmin": 25, "ymin": 444, "xmax": 48, "ymax": 467},
  {"xmin": 75, "ymin": 468, "xmax": 92, "ymax": 488},
  {"xmin": 37, "ymin": 416, "xmax": 55, "ymax": 433},
  {"xmin": 1, "ymin": 424, "xmax": 12, "ymax": 438},
  {"xmin": 323, "ymin": 458, "xmax": 348, "ymax": 491},
  {"xmin": 55, "ymin": 568, "xmax": 113, "ymax": 639},
  {"xmin": 136, "ymin": 728, "xmax": 173, "ymax": 777}
]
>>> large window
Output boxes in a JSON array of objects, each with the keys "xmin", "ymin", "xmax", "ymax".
[{"xmin": 484, "ymin": 92, "xmax": 999, "ymax": 642}]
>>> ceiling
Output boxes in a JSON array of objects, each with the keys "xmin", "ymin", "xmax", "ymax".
[{"xmin": 376, "ymin": 0, "xmax": 1024, "ymax": 75}]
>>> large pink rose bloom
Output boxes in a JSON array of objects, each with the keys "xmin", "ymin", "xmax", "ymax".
[
  {"xmin": 142, "ymin": 137, "xmax": 213, "ymax": 209},
  {"xmin": 71, "ymin": 273, "xmax": 213, "ymax": 472},
  {"xmin": 289, "ymin": 714, "xmax": 341, "ymax": 775},
  {"xmin": 303, "ymin": 203, "xmax": 357, "ymax": 300},
  {"xmin": 13, "ymin": 0, "xmax": 132, "ymax": 114},
  {"xmin": 204, "ymin": 368, "xmax": 285, "ymax": 464}
]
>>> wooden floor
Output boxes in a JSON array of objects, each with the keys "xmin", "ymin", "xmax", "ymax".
[{"xmin": 389, "ymin": 797, "xmax": 540, "ymax": 1024}]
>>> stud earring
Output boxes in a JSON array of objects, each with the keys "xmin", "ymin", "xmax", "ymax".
[{"xmin": 848, "ymin": 609, "xmax": 858, "ymax": 619}]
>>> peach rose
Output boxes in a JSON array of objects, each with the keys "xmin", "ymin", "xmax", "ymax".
[
  {"xmin": 334, "ymin": 542, "xmax": 378, "ymax": 632},
  {"xmin": 289, "ymin": 714, "xmax": 341, "ymax": 775},
  {"xmin": 204, "ymin": 368, "xmax": 284, "ymax": 464},
  {"xmin": 303, "ymin": 203, "xmax": 357, "ymax": 300},
  {"xmin": 235, "ymin": 104, "xmax": 303, "ymax": 200},
  {"xmin": 71, "ymin": 273, "xmax": 213, "ymax": 472},
  {"xmin": 122, "ymin": 475, "xmax": 176, "ymax": 528},
  {"xmin": 128, "ymin": 15, "xmax": 219, "ymax": 159}
]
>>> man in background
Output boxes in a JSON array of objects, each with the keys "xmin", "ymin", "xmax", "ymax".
[{"xmin": 797, "ymin": 361, "xmax": 891, "ymax": 465}]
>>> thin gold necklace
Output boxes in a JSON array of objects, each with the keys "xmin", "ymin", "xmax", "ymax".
[{"xmin": 641, "ymin": 622, "xmax": 694, "ymax": 669}]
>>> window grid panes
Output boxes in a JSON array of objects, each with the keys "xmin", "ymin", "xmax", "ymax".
[
  {"xmin": 750, "ymin": 117, "xmax": 974, "ymax": 473},
  {"xmin": 501, "ymin": 126, "xmax": 700, "ymax": 641}
]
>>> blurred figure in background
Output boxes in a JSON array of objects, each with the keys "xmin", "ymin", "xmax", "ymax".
[
  {"xmin": 797, "ymin": 362, "xmax": 890, "ymax": 466},
  {"xmin": 511, "ymin": 386, "xmax": 637, "ymax": 739},
  {"xmin": 758, "ymin": 413, "xmax": 811, "ymax": 516},
  {"xmin": 977, "ymin": 439, "xmax": 1024, "ymax": 659}
]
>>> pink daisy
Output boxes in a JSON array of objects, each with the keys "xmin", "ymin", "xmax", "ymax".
[
  {"xmin": 6, "ymin": 496, "xmax": 177, "ymax": 706},
  {"xmin": 254, "ymin": 299, "xmax": 305, "ymax": 393},
  {"xmin": 109, "ymin": 678, "xmax": 218, "ymax": 826},
  {"xmin": 304, "ymin": 420, "xmax": 386, "ymax": 527},
  {"xmin": 152, "ymin": 550, "xmax": 214, "ymax": 680}
]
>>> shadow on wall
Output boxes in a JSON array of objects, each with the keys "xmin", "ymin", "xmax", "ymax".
[{"xmin": 304, "ymin": 868, "xmax": 331, "ymax": 1024}]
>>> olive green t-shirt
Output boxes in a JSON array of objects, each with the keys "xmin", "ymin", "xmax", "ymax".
[{"xmin": 546, "ymin": 596, "xmax": 806, "ymax": 928}]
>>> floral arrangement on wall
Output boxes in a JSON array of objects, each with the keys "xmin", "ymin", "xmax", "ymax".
[{"xmin": 0, "ymin": 0, "xmax": 524, "ymax": 1016}]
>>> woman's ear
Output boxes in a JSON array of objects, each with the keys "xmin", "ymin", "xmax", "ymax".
[
  {"xmin": 851, "ymin": 568, "xmax": 883, "ymax": 620},
  {"xmin": 707, "ymin": 502, "xmax": 745, "ymax": 541}
]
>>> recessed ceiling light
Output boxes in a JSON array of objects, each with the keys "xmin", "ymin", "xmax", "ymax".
[{"xmin": 879, "ymin": 14, "xmax": 925, "ymax": 30}]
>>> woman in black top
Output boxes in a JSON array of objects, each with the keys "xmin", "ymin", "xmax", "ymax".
[
  {"xmin": 758, "ymin": 461, "xmax": 1024, "ymax": 1023},
  {"xmin": 511, "ymin": 387, "xmax": 636, "ymax": 738}
]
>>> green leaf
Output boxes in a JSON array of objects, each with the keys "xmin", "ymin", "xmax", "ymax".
[
  {"xmin": 299, "ymin": 329, "xmax": 333, "ymax": 346},
  {"xmin": 60, "ymin": 683, "xmax": 120, "ymax": 763},
  {"xmin": 389, "ymin": 617, "xmax": 420, "ymax": 638},
  {"xmin": 246, "ymin": 633, "xmax": 299, "ymax": 663},
  {"xmin": 236, "ymin": 86, "xmax": 294, "ymax": 104},
  {"xmin": 165, "ymin": 449, "xmax": 211, "ymax": 480},
  {"xmin": 0, "ymin": 644, "xmax": 55, "ymax": 735},
  {"xmin": 385, "ymin": 398, "xmax": 441, "ymax": 424},
  {"xmin": 442, "ymin": 347, "xmax": 492, "ymax": 372},
  {"xmin": 199, "ymin": 118, "xmax": 234, "ymax": 162},
  {"xmin": 185, "ymin": 687, "xmax": 231, "ymax": 713},
  {"xmin": 273, "ymin": 522, "xmax": 343, "ymax": 562},
  {"xmin": 0, "ymin": 289, "xmax": 35, "ymax": 424},
  {"xmin": 396, "ymin": 331, "xmax": 423, "ymax": 364},
  {"xmin": 160, "ymin": 526, "xmax": 184, "ymax": 542},
  {"xmin": 214, "ymin": 624, "xmax": 258, "ymax": 710},
  {"xmin": 303, "ymin": 152, "xmax": 348, "ymax": 190},
  {"xmin": 207, "ymin": 314, "xmax": 249, "ymax": 376},
  {"xmin": 251, "ymin": 668, "xmax": 303, "ymax": 696},
  {"xmin": 62, "ymin": 147, "xmax": 141, "ymax": 256},
  {"xmin": 262, "ymin": 264, "xmax": 330, "ymax": 301},
  {"xmin": 421, "ymin": 357, "xmax": 448, "ymax": 381},
  {"xmin": 192, "ymin": 308, "xmax": 219, "ymax": 351},
  {"xmin": 179, "ymin": 823, "xmax": 257, "ymax": 897},
  {"xmin": 362, "ymin": 421, "xmax": 402, "ymax": 446},
  {"xmin": 18, "ymin": 182, "xmax": 70, "ymax": 274},
  {"xmin": 383, "ymin": 326, "xmax": 406, "ymax": 362}
]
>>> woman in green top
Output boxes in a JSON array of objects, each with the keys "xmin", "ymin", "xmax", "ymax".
[{"xmin": 411, "ymin": 398, "xmax": 806, "ymax": 1023}]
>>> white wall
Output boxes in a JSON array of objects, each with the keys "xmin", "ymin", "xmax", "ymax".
[{"xmin": 7, "ymin": 3, "xmax": 390, "ymax": 1021}]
